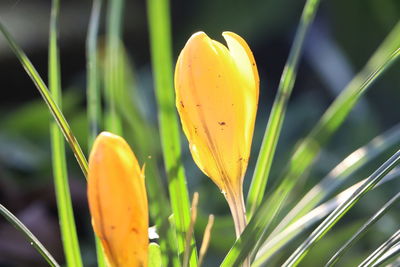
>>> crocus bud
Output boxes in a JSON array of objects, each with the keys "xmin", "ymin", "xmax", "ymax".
[
  {"xmin": 88, "ymin": 132, "xmax": 148, "ymax": 267},
  {"xmin": 175, "ymin": 31, "xmax": 259, "ymax": 237}
]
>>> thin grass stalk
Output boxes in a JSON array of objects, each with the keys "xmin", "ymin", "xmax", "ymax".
[
  {"xmin": 246, "ymin": 0, "xmax": 321, "ymax": 218},
  {"xmin": 282, "ymin": 149, "xmax": 400, "ymax": 267},
  {"xmin": 371, "ymin": 243, "xmax": 400, "ymax": 266},
  {"xmin": 87, "ymin": 0, "xmax": 103, "ymax": 148},
  {"xmin": 104, "ymin": 0, "xmax": 124, "ymax": 134},
  {"xmin": 220, "ymin": 40, "xmax": 400, "ymax": 267},
  {"xmin": 0, "ymin": 204, "xmax": 60, "ymax": 267},
  {"xmin": 48, "ymin": 1, "xmax": 83, "ymax": 266},
  {"xmin": 146, "ymin": 0, "xmax": 198, "ymax": 265},
  {"xmin": 251, "ymin": 169, "xmax": 400, "ymax": 266},
  {"xmin": 198, "ymin": 215, "xmax": 214, "ymax": 267},
  {"xmin": 269, "ymin": 124, "xmax": 400, "ymax": 240},
  {"xmin": 253, "ymin": 22, "xmax": 400, "ymax": 250},
  {"xmin": 0, "ymin": 22, "xmax": 89, "ymax": 177},
  {"xmin": 326, "ymin": 192, "xmax": 400, "ymax": 266},
  {"xmin": 110, "ymin": 45, "xmax": 178, "ymax": 266},
  {"xmin": 359, "ymin": 229, "xmax": 400, "ymax": 267},
  {"xmin": 86, "ymin": 1, "xmax": 107, "ymax": 266}
]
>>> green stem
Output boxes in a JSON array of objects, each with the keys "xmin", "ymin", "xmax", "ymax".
[
  {"xmin": 246, "ymin": 0, "xmax": 321, "ymax": 219},
  {"xmin": 104, "ymin": 0, "xmax": 124, "ymax": 134},
  {"xmin": 0, "ymin": 204, "xmax": 60, "ymax": 267},
  {"xmin": 147, "ymin": 0, "xmax": 198, "ymax": 265},
  {"xmin": 86, "ymin": 0, "xmax": 107, "ymax": 266},
  {"xmin": 87, "ymin": 0, "xmax": 103, "ymax": 148},
  {"xmin": 48, "ymin": 0, "xmax": 83, "ymax": 266}
]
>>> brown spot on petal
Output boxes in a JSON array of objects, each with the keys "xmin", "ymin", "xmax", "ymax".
[{"xmin": 218, "ymin": 122, "xmax": 226, "ymax": 126}]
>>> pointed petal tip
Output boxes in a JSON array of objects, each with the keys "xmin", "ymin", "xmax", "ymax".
[
  {"xmin": 186, "ymin": 31, "xmax": 209, "ymax": 45},
  {"xmin": 98, "ymin": 131, "xmax": 119, "ymax": 139}
]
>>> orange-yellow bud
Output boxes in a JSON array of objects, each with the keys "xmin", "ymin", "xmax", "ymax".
[
  {"xmin": 87, "ymin": 132, "xmax": 148, "ymax": 267},
  {"xmin": 175, "ymin": 31, "xmax": 259, "ymax": 201}
]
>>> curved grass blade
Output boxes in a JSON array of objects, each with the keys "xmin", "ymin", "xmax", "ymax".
[
  {"xmin": 358, "ymin": 229, "xmax": 400, "ymax": 267},
  {"xmin": 86, "ymin": 1, "xmax": 107, "ymax": 266},
  {"xmin": 104, "ymin": 0, "xmax": 124, "ymax": 134},
  {"xmin": 48, "ymin": 0, "xmax": 83, "ymax": 266},
  {"xmin": 0, "ymin": 204, "xmax": 60, "ymax": 267},
  {"xmin": 221, "ymin": 30, "xmax": 400, "ymax": 267},
  {"xmin": 246, "ymin": 0, "xmax": 322, "ymax": 218},
  {"xmin": 326, "ymin": 192, "xmax": 400, "ymax": 266},
  {"xmin": 252, "ymin": 168, "xmax": 400, "ymax": 266},
  {"xmin": 0, "ymin": 21, "xmax": 89, "ymax": 177},
  {"xmin": 269, "ymin": 124, "xmax": 400, "ymax": 239},
  {"xmin": 282, "ymin": 149, "xmax": 400, "ymax": 267},
  {"xmin": 147, "ymin": 0, "xmax": 198, "ymax": 265}
]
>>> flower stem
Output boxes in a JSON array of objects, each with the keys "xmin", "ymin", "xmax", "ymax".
[{"xmin": 226, "ymin": 189, "xmax": 250, "ymax": 267}]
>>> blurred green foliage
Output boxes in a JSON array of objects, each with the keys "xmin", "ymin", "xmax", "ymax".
[{"xmin": 0, "ymin": 0, "xmax": 399, "ymax": 266}]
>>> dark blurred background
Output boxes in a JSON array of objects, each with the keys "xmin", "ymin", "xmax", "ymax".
[{"xmin": 0, "ymin": 0, "xmax": 399, "ymax": 266}]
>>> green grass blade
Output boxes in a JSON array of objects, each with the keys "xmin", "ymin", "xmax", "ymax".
[
  {"xmin": 104, "ymin": 0, "xmax": 124, "ymax": 134},
  {"xmin": 269, "ymin": 124, "xmax": 400, "ymax": 239},
  {"xmin": 252, "ymin": 169, "xmax": 400, "ymax": 266},
  {"xmin": 147, "ymin": 0, "xmax": 198, "ymax": 265},
  {"xmin": 86, "ymin": 0, "xmax": 103, "ymax": 148},
  {"xmin": 149, "ymin": 243, "xmax": 162, "ymax": 267},
  {"xmin": 358, "ymin": 229, "xmax": 400, "ymax": 267},
  {"xmin": 254, "ymin": 20, "xmax": 400, "ymax": 247},
  {"xmin": 0, "ymin": 204, "xmax": 60, "ymax": 267},
  {"xmin": 326, "ymin": 192, "xmax": 400, "ymax": 266},
  {"xmin": 109, "ymin": 44, "xmax": 178, "ymax": 266},
  {"xmin": 48, "ymin": 0, "xmax": 83, "ymax": 266},
  {"xmin": 0, "ymin": 22, "xmax": 89, "ymax": 177},
  {"xmin": 246, "ymin": 0, "xmax": 321, "ymax": 218},
  {"xmin": 221, "ymin": 30, "xmax": 400, "ymax": 267},
  {"xmin": 86, "ymin": 1, "xmax": 107, "ymax": 266},
  {"xmin": 371, "ymin": 243, "xmax": 400, "ymax": 266},
  {"xmin": 282, "ymin": 149, "xmax": 400, "ymax": 267}
]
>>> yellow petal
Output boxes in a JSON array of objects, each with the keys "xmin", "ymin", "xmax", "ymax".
[
  {"xmin": 175, "ymin": 31, "xmax": 259, "ymax": 195},
  {"xmin": 88, "ymin": 132, "xmax": 148, "ymax": 267}
]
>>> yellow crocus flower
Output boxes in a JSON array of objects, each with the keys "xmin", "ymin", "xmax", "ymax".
[
  {"xmin": 87, "ymin": 132, "xmax": 148, "ymax": 267},
  {"xmin": 175, "ymin": 31, "xmax": 259, "ymax": 237}
]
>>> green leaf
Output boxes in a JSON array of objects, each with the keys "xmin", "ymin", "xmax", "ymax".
[
  {"xmin": 246, "ymin": 0, "xmax": 322, "ymax": 218},
  {"xmin": 253, "ymin": 132, "xmax": 400, "ymax": 265},
  {"xmin": 0, "ymin": 21, "xmax": 89, "ymax": 177},
  {"xmin": 86, "ymin": 0, "xmax": 107, "ymax": 266},
  {"xmin": 146, "ymin": 0, "xmax": 198, "ymax": 266},
  {"xmin": 326, "ymin": 191, "xmax": 400, "ymax": 266},
  {"xmin": 86, "ymin": 0, "xmax": 103, "ymax": 149},
  {"xmin": 0, "ymin": 204, "xmax": 60, "ymax": 267},
  {"xmin": 149, "ymin": 243, "xmax": 163, "ymax": 267},
  {"xmin": 48, "ymin": 0, "xmax": 83, "ymax": 266},
  {"xmin": 104, "ymin": 0, "xmax": 124, "ymax": 134},
  {"xmin": 370, "ymin": 243, "xmax": 400, "ymax": 266},
  {"xmin": 282, "ymin": 149, "xmax": 400, "ymax": 266},
  {"xmin": 252, "ymin": 168, "xmax": 400, "ymax": 266},
  {"xmin": 221, "ymin": 23, "xmax": 400, "ymax": 267},
  {"xmin": 268, "ymin": 124, "xmax": 400, "ymax": 242},
  {"xmin": 104, "ymin": 39, "xmax": 178, "ymax": 266}
]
